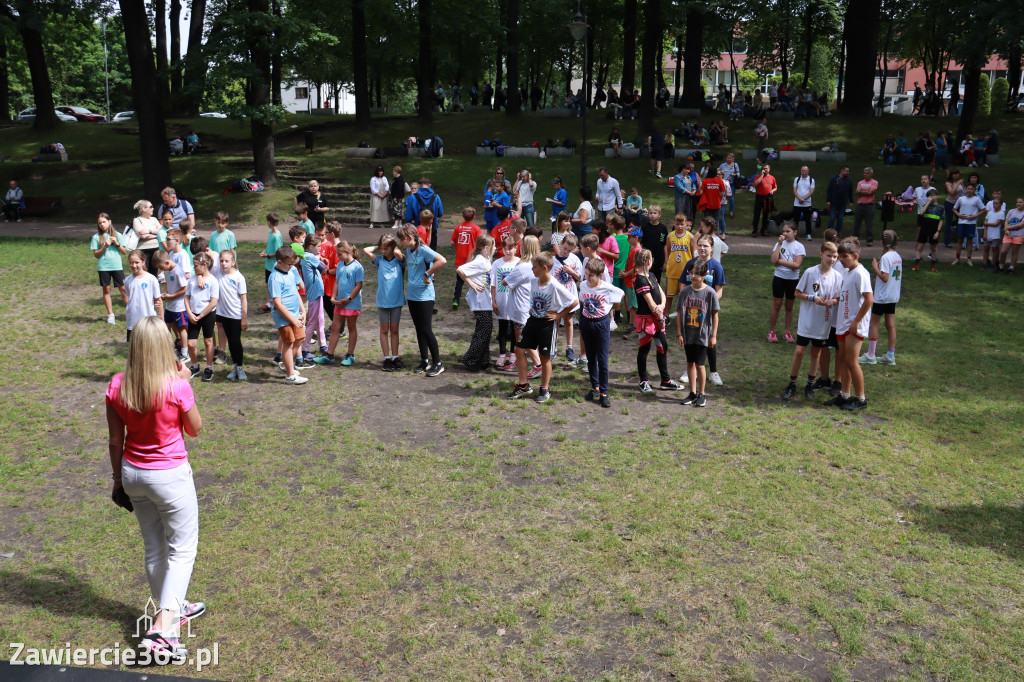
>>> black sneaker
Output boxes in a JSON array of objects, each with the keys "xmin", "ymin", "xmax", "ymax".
[
  {"xmin": 804, "ymin": 383, "xmax": 815, "ymax": 400},
  {"xmin": 507, "ymin": 383, "xmax": 533, "ymax": 399},
  {"xmin": 681, "ymin": 391, "xmax": 698, "ymax": 405},
  {"xmin": 425, "ymin": 361, "xmax": 445, "ymax": 377},
  {"xmin": 392, "ymin": 357, "xmax": 406, "ymax": 370},
  {"xmin": 274, "ymin": 352, "xmax": 282, "ymax": 363},
  {"xmin": 781, "ymin": 382, "xmax": 796, "ymax": 400},
  {"xmin": 190, "ymin": 364, "xmax": 201, "ymax": 379},
  {"xmin": 694, "ymin": 393, "xmax": 707, "ymax": 407},
  {"xmin": 823, "ymin": 394, "xmax": 849, "ymax": 407},
  {"xmin": 659, "ymin": 379, "xmax": 683, "ymax": 391},
  {"xmin": 535, "ymin": 387, "xmax": 551, "ymax": 403},
  {"xmin": 381, "ymin": 358, "xmax": 394, "ymax": 372},
  {"xmin": 599, "ymin": 393, "xmax": 612, "ymax": 408},
  {"xmin": 413, "ymin": 359, "xmax": 429, "ymax": 374},
  {"xmin": 585, "ymin": 388, "xmax": 599, "ymax": 401},
  {"xmin": 202, "ymin": 367, "xmax": 214, "ymax": 382},
  {"xmin": 830, "ymin": 380, "xmax": 843, "ymax": 398},
  {"xmin": 810, "ymin": 377, "xmax": 832, "ymax": 391},
  {"xmin": 840, "ymin": 397, "xmax": 868, "ymax": 411}
]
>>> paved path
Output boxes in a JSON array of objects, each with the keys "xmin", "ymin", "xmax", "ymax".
[{"xmin": 8, "ymin": 220, "xmax": 900, "ymax": 259}]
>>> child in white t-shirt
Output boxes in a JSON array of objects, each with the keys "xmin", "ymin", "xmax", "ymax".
[
  {"xmin": 859, "ymin": 230, "xmax": 902, "ymax": 366},
  {"xmin": 826, "ymin": 237, "xmax": 873, "ymax": 411},
  {"xmin": 981, "ymin": 195, "xmax": 1006, "ymax": 271},
  {"xmin": 552, "ymin": 233, "xmax": 583, "ymax": 365},
  {"xmin": 214, "ymin": 250, "xmax": 249, "ymax": 381},
  {"xmin": 998, "ymin": 196, "xmax": 1024, "ymax": 274},
  {"xmin": 184, "ymin": 252, "xmax": 221, "ymax": 382},
  {"xmin": 124, "ymin": 249, "xmax": 163, "ymax": 343},
  {"xmin": 768, "ymin": 221, "xmax": 806, "ymax": 343},
  {"xmin": 501, "ymin": 235, "xmax": 543, "ymax": 379},
  {"xmin": 457, "ymin": 235, "xmax": 496, "ymax": 371},
  {"xmin": 577, "ymin": 257, "xmax": 623, "ymax": 407},
  {"xmin": 781, "ymin": 240, "xmax": 842, "ymax": 401},
  {"xmin": 490, "ymin": 234, "xmax": 521, "ymax": 371},
  {"xmin": 154, "ymin": 247, "xmax": 190, "ymax": 363}
]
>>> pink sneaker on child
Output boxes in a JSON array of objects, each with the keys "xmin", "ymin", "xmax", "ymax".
[
  {"xmin": 767, "ymin": 331, "xmax": 779, "ymax": 343},
  {"xmin": 784, "ymin": 331, "xmax": 796, "ymax": 343},
  {"xmin": 526, "ymin": 364, "xmax": 542, "ymax": 380}
]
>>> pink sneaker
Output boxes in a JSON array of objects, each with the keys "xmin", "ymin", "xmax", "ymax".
[
  {"xmin": 139, "ymin": 632, "xmax": 188, "ymax": 664},
  {"xmin": 784, "ymin": 331, "xmax": 796, "ymax": 343},
  {"xmin": 526, "ymin": 364, "xmax": 542, "ymax": 380},
  {"xmin": 504, "ymin": 358, "xmax": 518, "ymax": 373},
  {"xmin": 767, "ymin": 331, "xmax": 779, "ymax": 343}
]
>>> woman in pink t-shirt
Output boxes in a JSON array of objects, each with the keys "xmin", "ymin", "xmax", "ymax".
[{"xmin": 106, "ymin": 316, "xmax": 204, "ymax": 662}]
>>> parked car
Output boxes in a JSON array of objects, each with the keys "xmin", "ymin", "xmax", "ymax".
[
  {"xmin": 16, "ymin": 108, "xmax": 78, "ymax": 123},
  {"xmin": 111, "ymin": 111, "xmax": 135, "ymax": 123},
  {"xmin": 199, "ymin": 112, "xmax": 228, "ymax": 118},
  {"xmin": 56, "ymin": 106, "xmax": 107, "ymax": 122}
]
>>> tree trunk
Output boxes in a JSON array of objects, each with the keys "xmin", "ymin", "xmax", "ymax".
[
  {"xmin": 376, "ymin": 73, "xmax": 383, "ymax": 108},
  {"xmin": 352, "ymin": 0, "xmax": 370, "ymax": 124},
  {"xmin": 836, "ymin": 31, "xmax": 845, "ymax": 105},
  {"xmin": 876, "ymin": 18, "xmax": 892, "ymax": 111},
  {"xmin": 673, "ymin": 33, "xmax": 682, "ymax": 106},
  {"xmin": 179, "ymin": 0, "xmax": 208, "ymax": 116},
  {"xmin": 638, "ymin": 0, "xmax": 659, "ymax": 133},
  {"xmin": 800, "ymin": 2, "xmax": 813, "ymax": 88},
  {"xmin": 6, "ymin": 0, "xmax": 60, "ymax": 131},
  {"xmin": 621, "ymin": 0, "xmax": 637, "ymax": 93},
  {"xmin": 779, "ymin": 34, "xmax": 790, "ymax": 87},
  {"xmin": 840, "ymin": 0, "xmax": 881, "ymax": 116},
  {"xmin": 1007, "ymin": 46, "xmax": 1022, "ymax": 103},
  {"xmin": 153, "ymin": 0, "xmax": 169, "ymax": 110},
  {"xmin": 0, "ymin": 31, "xmax": 8, "ymax": 122},
  {"xmin": 271, "ymin": 0, "xmax": 282, "ymax": 105},
  {"xmin": 681, "ymin": 2, "xmax": 703, "ymax": 108},
  {"xmin": 417, "ymin": 0, "xmax": 432, "ymax": 122},
  {"xmin": 656, "ymin": 40, "xmax": 665, "ymax": 91},
  {"xmin": 169, "ymin": 0, "xmax": 181, "ymax": 97},
  {"xmin": 585, "ymin": 8, "xmax": 594, "ymax": 109},
  {"xmin": 118, "ymin": 0, "xmax": 171, "ymax": 199},
  {"xmin": 506, "ymin": 0, "xmax": 520, "ymax": 114},
  {"xmin": 956, "ymin": 63, "xmax": 982, "ymax": 145},
  {"xmin": 246, "ymin": 0, "xmax": 275, "ymax": 185}
]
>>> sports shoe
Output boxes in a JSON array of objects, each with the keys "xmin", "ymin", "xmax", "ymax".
[
  {"xmin": 781, "ymin": 383, "xmax": 796, "ymax": 400},
  {"xmin": 966, "ymin": 259, "xmax": 974, "ymax": 267},
  {"xmin": 227, "ymin": 367, "xmax": 238, "ymax": 381},
  {"xmin": 681, "ymin": 391, "xmax": 698, "ymax": 405},
  {"xmin": 535, "ymin": 387, "xmax": 550, "ymax": 403},
  {"xmin": 257, "ymin": 303, "xmax": 271, "ymax": 313},
  {"xmin": 767, "ymin": 330, "xmax": 779, "ymax": 343},
  {"xmin": 823, "ymin": 394, "xmax": 849, "ymax": 407},
  {"xmin": 979, "ymin": 263, "xmax": 989, "ymax": 271},
  {"xmin": 507, "ymin": 384, "xmax": 533, "ymax": 399},
  {"xmin": 659, "ymin": 379, "xmax": 683, "ymax": 391},
  {"xmin": 693, "ymin": 393, "xmax": 707, "ymax": 407},
  {"xmin": 277, "ymin": 362, "xmax": 293, "ymax": 372},
  {"xmin": 830, "ymin": 380, "xmax": 843, "ymax": 397},
  {"xmin": 189, "ymin": 364, "xmax": 201, "ymax": 379},
  {"xmin": 805, "ymin": 234, "xmax": 812, "ymax": 241},
  {"xmin": 178, "ymin": 349, "xmax": 191, "ymax": 364},
  {"xmin": 577, "ymin": 357, "xmax": 589, "ymax": 370},
  {"xmin": 599, "ymin": 393, "xmax": 612, "ymax": 408},
  {"xmin": 912, "ymin": 263, "xmax": 920, "ymax": 271},
  {"xmin": 452, "ymin": 301, "xmax": 459, "ymax": 310},
  {"xmin": 202, "ymin": 367, "xmax": 214, "ymax": 382},
  {"xmin": 179, "ymin": 601, "xmax": 207, "ymax": 628},
  {"xmin": 274, "ymin": 352, "xmax": 282, "ymax": 363},
  {"xmin": 784, "ymin": 331, "xmax": 796, "ymax": 343},
  {"xmin": 139, "ymin": 631, "xmax": 188, "ymax": 664},
  {"xmin": 639, "ymin": 381, "xmax": 653, "ymax": 394},
  {"xmin": 811, "ymin": 377, "xmax": 832, "ymax": 391},
  {"xmin": 337, "ymin": 327, "xmax": 347, "ymax": 339},
  {"xmin": 319, "ymin": 345, "xmax": 330, "ymax": 356},
  {"xmin": 585, "ymin": 388, "xmax": 599, "ymax": 401},
  {"xmin": 214, "ymin": 349, "xmax": 227, "ymax": 365},
  {"xmin": 609, "ymin": 318, "xmax": 618, "ymax": 331},
  {"xmin": 1008, "ymin": 267, "xmax": 1015, "ymax": 275},
  {"xmin": 235, "ymin": 368, "xmax": 248, "ymax": 382},
  {"xmin": 804, "ymin": 383, "xmax": 815, "ymax": 400},
  {"xmin": 413, "ymin": 359, "xmax": 429, "ymax": 374},
  {"xmin": 526, "ymin": 364, "xmax": 542, "ymax": 380},
  {"xmin": 294, "ymin": 357, "xmax": 316, "ymax": 370},
  {"xmin": 655, "ymin": 172, "xmax": 662, "ymax": 179},
  {"xmin": 951, "ymin": 257, "xmax": 959, "ymax": 265},
  {"xmin": 381, "ymin": 358, "xmax": 394, "ymax": 372},
  {"xmin": 858, "ymin": 353, "xmax": 877, "ymax": 365},
  {"xmin": 313, "ymin": 354, "xmax": 337, "ymax": 365},
  {"xmin": 880, "ymin": 354, "xmax": 896, "ymax": 366},
  {"xmin": 425, "ymin": 361, "xmax": 445, "ymax": 377},
  {"xmin": 840, "ymin": 397, "xmax": 868, "ymax": 410},
  {"xmin": 708, "ymin": 371, "xmax": 723, "ymax": 386},
  {"xmin": 624, "ymin": 329, "xmax": 639, "ymax": 340},
  {"xmin": 930, "ymin": 263, "xmax": 938, "ymax": 272},
  {"xmin": 302, "ymin": 351, "xmax": 317, "ymax": 363},
  {"xmin": 566, "ymin": 347, "xmax": 577, "ymax": 362},
  {"xmin": 285, "ymin": 374, "xmax": 308, "ymax": 385},
  {"xmin": 504, "ymin": 358, "xmax": 518, "ymax": 373},
  {"xmin": 341, "ymin": 354, "xmax": 356, "ymax": 366},
  {"xmin": 567, "ymin": 356, "xmax": 582, "ymax": 368},
  {"xmin": 106, "ymin": 313, "xmax": 116, "ymax": 325},
  {"xmin": 678, "ymin": 373, "xmax": 690, "ymax": 383},
  {"xmin": 496, "ymin": 354, "xmax": 506, "ymax": 368},
  {"xmin": 392, "ymin": 357, "xmax": 405, "ymax": 370}
]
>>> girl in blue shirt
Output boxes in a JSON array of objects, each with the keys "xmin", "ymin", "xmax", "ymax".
[
  {"xmin": 362, "ymin": 234, "xmax": 407, "ymax": 371},
  {"xmin": 547, "ymin": 176, "xmax": 568, "ymax": 224},
  {"xmin": 324, "ymin": 241, "xmax": 363, "ymax": 366},
  {"xmin": 398, "ymin": 224, "xmax": 448, "ymax": 376},
  {"xmin": 484, "ymin": 179, "xmax": 499, "ymax": 230}
]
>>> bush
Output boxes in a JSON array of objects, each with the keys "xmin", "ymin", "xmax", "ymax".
[
  {"xmin": 992, "ymin": 77, "xmax": 1010, "ymax": 113},
  {"xmin": 978, "ymin": 73, "xmax": 991, "ymax": 116}
]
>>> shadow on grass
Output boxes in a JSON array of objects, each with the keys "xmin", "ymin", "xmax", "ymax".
[
  {"xmin": 0, "ymin": 565, "xmax": 139, "ymax": 642},
  {"xmin": 914, "ymin": 503, "xmax": 1024, "ymax": 561},
  {"xmin": 63, "ymin": 369, "xmax": 113, "ymax": 383}
]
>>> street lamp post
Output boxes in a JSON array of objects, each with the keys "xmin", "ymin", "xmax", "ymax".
[{"xmin": 568, "ymin": 5, "xmax": 589, "ymax": 190}]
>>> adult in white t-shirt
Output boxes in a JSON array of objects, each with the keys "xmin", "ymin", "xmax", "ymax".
[
  {"xmin": 792, "ymin": 166, "xmax": 816, "ymax": 240},
  {"xmin": 513, "ymin": 171, "xmax": 538, "ymax": 227},
  {"xmin": 594, "ymin": 167, "xmax": 622, "ymax": 223}
]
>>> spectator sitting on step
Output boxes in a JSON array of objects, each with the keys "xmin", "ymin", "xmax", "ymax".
[{"xmin": 4, "ymin": 180, "xmax": 25, "ymax": 222}]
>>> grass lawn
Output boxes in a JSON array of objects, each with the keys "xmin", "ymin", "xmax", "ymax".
[{"xmin": 1, "ymin": 236, "xmax": 1022, "ymax": 680}]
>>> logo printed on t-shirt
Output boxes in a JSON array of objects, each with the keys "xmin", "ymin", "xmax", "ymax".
[
  {"xmin": 581, "ymin": 293, "xmax": 606, "ymax": 317},
  {"xmin": 531, "ymin": 293, "xmax": 551, "ymax": 317}
]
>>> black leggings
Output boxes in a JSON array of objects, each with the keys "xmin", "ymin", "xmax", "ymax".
[
  {"xmin": 707, "ymin": 345, "xmax": 718, "ymax": 373},
  {"xmin": 407, "ymin": 300, "xmax": 439, "ymax": 363},
  {"xmin": 497, "ymin": 319, "xmax": 515, "ymax": 355},
  {"xmin": 216, "ymin": 315, "xmax": 244, "ymax": 366},
  {"xmin": 637, "ymin": 331, "xmax": 670, "ymax": 383}
]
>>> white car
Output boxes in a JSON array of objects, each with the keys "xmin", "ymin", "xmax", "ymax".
[
  {"xmin": 16, "ymin": 108, "xmax": 78, "ymax": 123},
  {"xmin": 199, "ymin": 112, "xmax": 227, "ymax": 118},
  {"xmin": 111, "ymin": 111, "xmax": 135, "ymax": 123}
]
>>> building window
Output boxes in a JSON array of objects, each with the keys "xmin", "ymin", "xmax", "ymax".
[{"xmin": 295, "ymin": 87, "xmax": 309, "ymax": 99}]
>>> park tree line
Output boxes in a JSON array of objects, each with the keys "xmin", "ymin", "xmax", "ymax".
[{"xmin": 3, "ymin": 0, "xmax": 1024, "ymax": 199}]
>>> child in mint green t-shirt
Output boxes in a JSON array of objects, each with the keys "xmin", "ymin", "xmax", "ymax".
[
  {"xmin": 91, "ymin": 212, "xmax": 128, "ymax": 324},
  {"xmin": 297, "ymin": 205, "xmax": 315, "ymax": 234}
]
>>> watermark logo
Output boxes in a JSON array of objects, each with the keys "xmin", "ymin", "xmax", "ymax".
[{"xmin": 132, "ymin": 597, "xmax": 196, "ymax": 639}]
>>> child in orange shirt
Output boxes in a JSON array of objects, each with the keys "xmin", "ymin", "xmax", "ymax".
[
  {"xmin": 319, "ymin": 221, "xmax": 341, "ymax": 330},
  {"xmin": 451, "ymin": 207, "xmax": 483, "ymax": 309},
  {"xmin": 492, "ymin": 206, "xmax": 515, "ymax": 256},
  {"xmin": 620, "ymin": 226, "xmax": 642, "ymax": 338}
]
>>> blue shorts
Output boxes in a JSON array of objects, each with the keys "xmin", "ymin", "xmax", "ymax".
[
  {"xmin": 164, "ymin": 309, "xmax": 188, "ymax": 328},
  {"xmin": 957, "ymin": 223, "xmax": 977, "ymax": 240}
]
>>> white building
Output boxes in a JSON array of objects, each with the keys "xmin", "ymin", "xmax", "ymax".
[{"xmin": 280, "ymin": 77, "xmax": 355, "ymax": 115}]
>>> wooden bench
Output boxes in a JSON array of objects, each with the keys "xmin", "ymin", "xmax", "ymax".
[{"xmin": 20, "ymin": 196, "xmax": 64, "ymax": 217}]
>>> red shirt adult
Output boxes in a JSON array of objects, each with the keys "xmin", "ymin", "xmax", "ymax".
[
  {"xmin": 491, "ymin": 218, "xmax": 514, "ymax": 256},
  {"xmin": 698, "ymin": 177, "xmax": 725, "ymax": 211},
  {"xmin": 753, "ymin": 172, "xmax": 778, "ymax": 196},
  {"xmin": 451, "ymin": 221, "xmax": 483, "ymax": 267}
]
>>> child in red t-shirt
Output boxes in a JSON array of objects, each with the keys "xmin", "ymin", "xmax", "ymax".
[
  {"xmin": 451, "ymin": 207, "xmax": 483, "ymax": 309},
  {"xmin": 319, "ymin": 222, "xmax": 341, "ymax": 336},
  {"xmin": 491, "ymin": 206, "xmax": 514, "ymax": 256},
  {"xmin": 415, "ymin": 208, "xmax": 433, "ymax": 246},
  {"xmin": 621, "ymin": 227, "xmax": 643, "ymax": 337}
]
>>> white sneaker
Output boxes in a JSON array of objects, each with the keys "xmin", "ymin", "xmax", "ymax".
[
  {"xmin": 639, "ymin": 381, "xmax": 653, "ymax": 394},
  {"xmin": 858, "ymin": 353, "xmax": 877, "ymax": 365},
  {"xmin": 235, "ymin": 368, "xmax": 248, "ymax": 381},
  {"xmin": 708, "ymin": 371, "xmax": 723, "ymax": 386},
  {"xmin": 609, "ymin": 318, "xmax": 618, "ymax": 331},
  {"xmin": 679, "ymin": 373, "xmax": 689, "ymax": 383},
  {"xmin": 966, "ymin": 259, "xmax": 973, "ymax": 266},
  {"xmin": 226, "ymin": 367, "xmax": 238, "ymax": 381},
  {"xmin": 106, "ymin": 314, "xmax": 115, "ymax": 325},
  {"xmin": 285, "ymin": 374, "xmax": 308, "ymax": 384},
  {"xmin": 951, "ymin": 257, "xmax": 959, "ymax": 265}
]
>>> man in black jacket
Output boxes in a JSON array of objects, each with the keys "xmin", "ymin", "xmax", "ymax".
[{"xmin": 825, "ymin": 165, "xmax": 854, "ymax": 233}]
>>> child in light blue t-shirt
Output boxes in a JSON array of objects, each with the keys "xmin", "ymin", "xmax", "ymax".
[
  {"xmin": 361, "ymin": 234, "xmax": 407, "ymax": 371},
  {"xmin": 299, "ymin": 234, "xmax": 327, "ymax": 363},
  {"xmin": 322, "ymin": 241, "xmax": 364, "ymax": 366}
]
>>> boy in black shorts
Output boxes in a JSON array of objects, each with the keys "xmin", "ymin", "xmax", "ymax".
[
  {"xmin": 914, "ymin": 188, "xmax": 942, "ymax": 271},
  {"xmin": 675, "ymin": 261, "xmax": 720, "ymax": 407},
  {"xmin": 506, "ymin": 253, "xmax": 578, "ymax": 403}
]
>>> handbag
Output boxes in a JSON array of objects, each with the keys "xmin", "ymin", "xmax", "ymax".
[{"xmin": 121, "ymin": 225, "xmax": 140, "ymax": 250}]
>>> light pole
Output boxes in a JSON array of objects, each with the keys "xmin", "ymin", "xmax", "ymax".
[
  {"xmin": 568, "ymin": 5, "xmax": 588, "ymax": 190},
  {"xmin": 102, "ymin": 17, "xmax": 110, "ymax": 122}
]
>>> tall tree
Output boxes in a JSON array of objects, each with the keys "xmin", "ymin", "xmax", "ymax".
[
  {"xmin": 245, "ymin": 0, "xmax": 275, "ymax": 184},
  {"xmin": 169, "ymin": 0, "xmax": 181, "ymax": 96},
  {"xmin": 179, "ymin": 0, "xmax": 208, "ymax": 116},
  {"xmin": 840, "ymin": 0, "xmax": 881, "ymax": 116},
  {"xmin": 2, "ymin": 0, "xmax": 59, "ymax": 130},
  {"xmin": 506, "ymin": 0, "xmax": 520, "ymax": 113},
  {"xmin": 621, "ymin": 0, "xmax": 637, "ymax": 94},
  {"xmin": 638, "ymin": 0, "xmax": 659, "ymax": 132},
  {"xmin": 681, "ymin": 2, "xmax": 703, "ymax": 107},
  {"xmin": 153, "ymin": 0, "xmax": 169, "ymax": 110},
  {"xmin": 0, "ymin": 28, "xmax": 9, "ymax": 120},
  {"xmin": 417, "ymin": 0, "xmax": 432, "ymax": 121},
  {"xmin": 118, "ymin": 0, "xmax": 171, "ymax": 199},
  {"xmin": 352, "ymin": 0, "xmax": 369, "ymax": 123}
]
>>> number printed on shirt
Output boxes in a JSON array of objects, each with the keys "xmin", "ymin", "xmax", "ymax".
[{"xmin": 458, "ymin": 232, "xmax": 472, "ymax": 245}]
